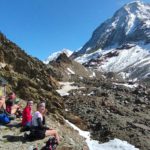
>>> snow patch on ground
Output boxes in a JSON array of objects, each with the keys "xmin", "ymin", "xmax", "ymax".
[
  {"xmin": 131, "ymin": 55, "xmax": 150, "ymax": 67},
  {"xmin": 0, "ymin": 63, "xmax": 7, "ymax": 69},
  {"xmin": 67, "ymin": 68, "xmax": 75, "ymax": 74},
  {"xmin": 65, "ymin": 120, "xmax": 139, "ymax": 150},
  {"xmin": 79, "ymin": 76, "xmax": 83, "ymax": 80},
  {"xmin": 99, "ymin": 44, "xmax": 150, "ymax": 72},
  {"xmin": 75, "ymin": 49, "xmax": 102, "ymax": 64},
  {"xmin": 56, "ymin": 82, "xmax": 83, "ymax": 96},
  {"xmin": 75, "ymin": 44, "xmax": 150, "ymax": 74},
  {"xmin": 87, "ymin": 91, "xmax": 94, "ymax": 96},
  {"xmin": 119, "ymin": 72, "xmax": 130, "ymax": 79},
  {"xmin": 113, "ymin": 82, "xmax": 138, "ymax": 88},
  {"xmin": 89, "ymin": 72, "xmax": 96, "ymax": 78}
]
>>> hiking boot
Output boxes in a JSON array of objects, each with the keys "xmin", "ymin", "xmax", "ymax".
[{"xmin": 24, "ymin": 132, "xmax": 29, "ymax": 140}]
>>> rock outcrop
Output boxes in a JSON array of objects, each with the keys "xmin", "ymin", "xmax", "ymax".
[{"xmin": 48, "ymin": 53, "xmax": 93, "ymax": 81}]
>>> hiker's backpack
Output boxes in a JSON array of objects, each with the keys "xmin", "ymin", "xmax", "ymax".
[
  {"xmin": 41, "ymin": 137, "xmax": 58, "ymax": 150},
  {"xmin": 0, "ymin": 108, "xmax": 10, "ymax": 124},
  {"xmin": 0, "ymin": 113, "xmax": 10, "ymax": 124}
]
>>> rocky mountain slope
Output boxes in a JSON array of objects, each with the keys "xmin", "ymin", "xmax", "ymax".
[
  {"xmin": 63, "ymin": 76, "xmax": 150, "ymax": 150},
  {"xmin": 72, "ymin": 1, "xmax": 150, "ymax": 81},
  {"xmin": 0, "ymin": 32, "xmax": 63, "ymax": 111},
  {"xmin": 47, "ymin": 53, "xmax": 94, "ymax": 81},
  {"xmin": 0, "ymin": 32, "xmax": 89, "ymax": 149}
]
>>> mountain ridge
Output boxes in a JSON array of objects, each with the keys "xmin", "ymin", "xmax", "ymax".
[
  {"xmin": 44, "ymin": 49, "xmax": 73, "ymax": 64},
  {"xmin": 73, "ymin": 1, "xmax": 150, "ymax": 57},
  {"xmin": 72, "ymin": 1, "xmax": 150, "ymax": 81}
]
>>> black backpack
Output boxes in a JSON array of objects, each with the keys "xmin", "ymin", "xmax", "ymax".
[{"xmin": 41, "ymin": 137, "xmax": 58, "ymax": 150}]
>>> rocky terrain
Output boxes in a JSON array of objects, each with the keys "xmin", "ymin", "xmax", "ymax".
[
  {"xmin": 62, "ymin": 76, "xmax": 150, "ymax": 150},
  {"xmin": 45, "ymin": 51, "xmax": 150, "ymax": 150},
  {"xmin": 48, "ymin": 53, "xmax": 93, "ymax": 81},
  {"xmin": 0, "ymin": 113, "xmax": 87, "ymax": 150}
]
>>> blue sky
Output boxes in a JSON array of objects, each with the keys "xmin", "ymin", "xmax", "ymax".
[{"xmin": 0, "ymin": 0, "xmax": 149, "ymax": 60}]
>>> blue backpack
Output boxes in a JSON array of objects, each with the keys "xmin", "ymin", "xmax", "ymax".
[{"xmin": 0, "ymin": 113, "xmax": 10, "ymax": 124}]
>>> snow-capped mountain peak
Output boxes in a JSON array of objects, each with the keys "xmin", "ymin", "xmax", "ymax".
[
  {"xmin": 73, "ymin": 1, "xmax": 150, "ymax": 80},
  {"xmin": 44, "ymin": 49, "xmax": 73, "ymax": 64},
  {"xmin": 73, "ymin": 1, "xmax": 150, "ymax": 56},
  {"xmin": 121, "ymin": 1, "xmax": 150, "ymax": 34}
]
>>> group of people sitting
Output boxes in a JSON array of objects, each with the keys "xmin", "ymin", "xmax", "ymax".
[{"xmin": 0, "ymin": 92, "xmax": 60, "ymax": 144}]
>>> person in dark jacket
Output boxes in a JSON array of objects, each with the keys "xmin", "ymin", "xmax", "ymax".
[
  {"xmin": 6, "ymin": 92, "xmax": 21, "ymax": 116},
  {"xmin": 31, "ymin": 102, "xmax": 60, "ymax": 143}
]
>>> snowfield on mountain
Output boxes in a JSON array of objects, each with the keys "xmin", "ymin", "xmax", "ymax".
[{"xmin": 73, "ymin": 1, "xmax": 150, "ymax": 80}]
